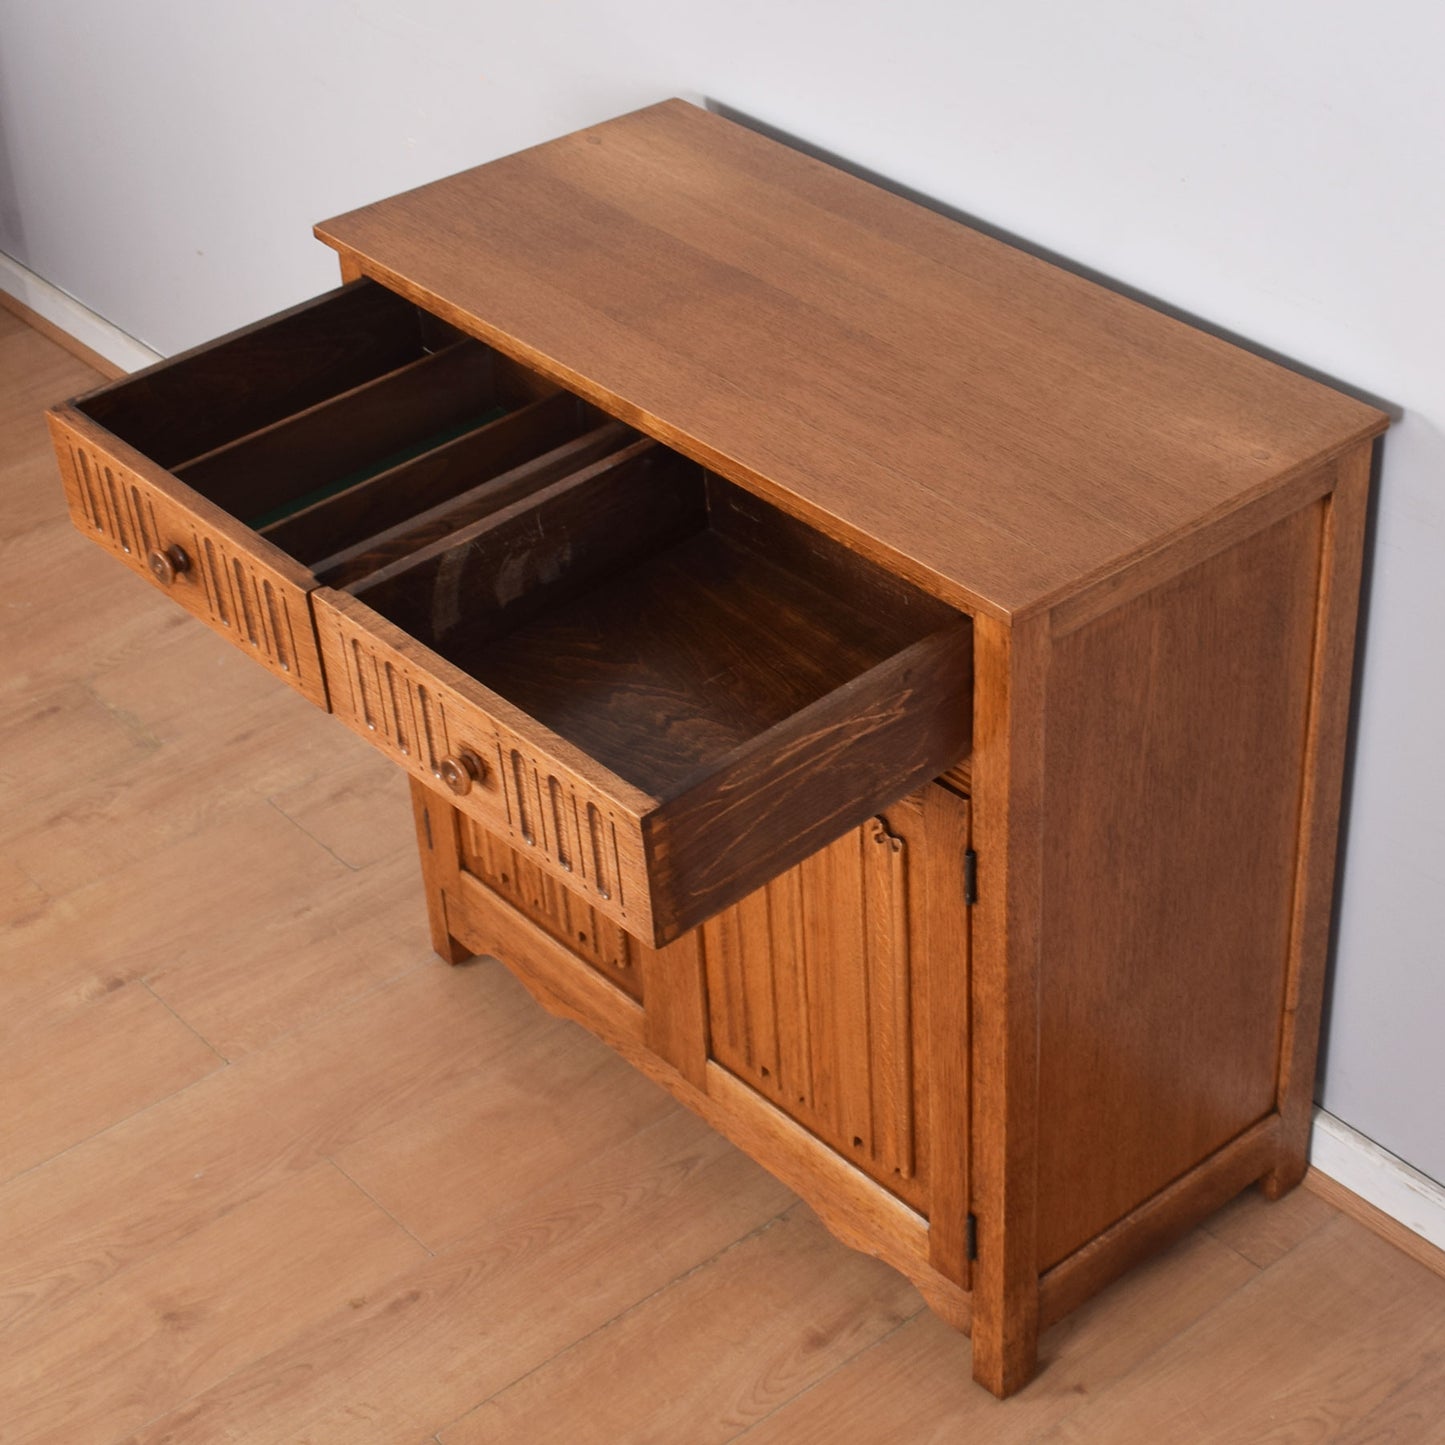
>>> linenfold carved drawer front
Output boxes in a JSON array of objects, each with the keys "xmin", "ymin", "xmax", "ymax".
[
  {"xmin": 313, "ymin": 454, "xmax": 973, "ymax": 948},
  {"xmin": 50, "ymin": 410, "xmax": 325, "ymax": 701}
]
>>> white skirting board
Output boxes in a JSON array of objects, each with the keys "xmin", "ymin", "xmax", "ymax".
[
  {"xmin": 1311, "ymin": 1107, "xmax": 1445, "ymax": 1253},
  {"xmin": 0, "ymin": 251, "xmax": 161, "ymax": 372},
  {"xmin": 6, "ymin": 249, "xmax": 1443, "ymax": 1262}
]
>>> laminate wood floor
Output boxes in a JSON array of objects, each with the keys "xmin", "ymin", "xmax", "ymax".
[{"xmin": 3, "ymin": 305, "xmax": 1443, "ymax": 1443}]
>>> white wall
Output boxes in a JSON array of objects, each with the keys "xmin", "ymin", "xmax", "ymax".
[{"xmin": 3, "ymin": 0, "xmax": 1440, "ymax": 1182}]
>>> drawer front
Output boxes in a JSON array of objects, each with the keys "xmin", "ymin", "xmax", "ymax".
[
  {"xmin": 314, "ymin": 586, "xmax": 658, "ymax": 938},
  {"xmin": 49, "ymin": 408, "xmax": 327, "ymax": 705}
]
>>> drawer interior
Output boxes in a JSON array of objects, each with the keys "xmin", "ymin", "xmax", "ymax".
[
  {"xmin": 347, "ymin": 447, "xmax": 966, "ymax": 799},
  {"xmin": 74, "ymin": 280, "xmax": 640, "ymax": 586}
]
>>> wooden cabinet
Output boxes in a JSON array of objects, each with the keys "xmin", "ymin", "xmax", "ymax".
[{"xmin": 47, "ymin": 98, "xmax": 1387, "ymax": 1396}]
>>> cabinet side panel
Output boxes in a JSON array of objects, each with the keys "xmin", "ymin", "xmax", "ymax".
[{"xmin": 1036, "ymin": 501, "xmax": 1324, "ymax": 1270}]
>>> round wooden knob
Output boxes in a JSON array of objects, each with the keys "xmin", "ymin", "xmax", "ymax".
[
  {"xmin": 438, "ymin": 751, "xmax": 484, "ymax": 796},
  {"xmin": 147, "ymin": 544, "xmax": 190, "ymax": 586}
]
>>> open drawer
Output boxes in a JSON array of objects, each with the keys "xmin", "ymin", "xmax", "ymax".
[
  {"xmin": 48, "ymin": 279, "xmax": 633, "ymax": 705},
  {"xmin": 315, "ymin": 454, "xmax": 972, "ymax": 946},
  {"xmin": 48, "ymin": 277, "xmax": 972, "ymax": 947}
]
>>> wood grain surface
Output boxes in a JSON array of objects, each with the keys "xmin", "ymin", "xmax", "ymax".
[
  {"xmin": 1266, "ymin": 443, "xmax": 1375, "ymax": 1197},
  {"xmin": 438, "ymin": 1204, "xmax": 918, "ymax": 1445},
  {"xmin": 1035, "ymin": 503, "xmax": 1324, "ymax": 1269},
  {"xmin": 467, "ymin": 529, "xmax": 929, "ymax": 792},
  {"xmin": 175, "ymin": 339, "xmax": 497, "ymax": 523},
  {"xmin": 312, "ymin": 417, "xmax": 636, "ymax": 585},
  {"xmin": 260, "ymin": 390, "xmax": 590, "ymax": 565},
  {"xmin": 316, "ymin": 100, "xmax": 1387, "ymax": 619},
  {"xmin": 696, "ymin": 787, "xmax": 972, "ymax": 1218},
  {"xmin": 461, "ymin": 809, "xmax": 641, "ymax": 997},
  {"xmin": 319, "ymin": 460, "xmax": 972, "ymax": 946},
  {"xmin": 966, "ymin": 611, "xmax": 1049, "ymax": 1395},
  {"xmin": 48, "ymin": 404, "xmax": 331, "ymax": 706}
]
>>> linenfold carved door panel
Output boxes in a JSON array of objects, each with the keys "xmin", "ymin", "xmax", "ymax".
[
  {"xmin": 701, "ymin": 783, "xmax": 970, "ymax": 1214},
  {"xmin": 460, "ymin": 816, "xmax": 642, "ymax": 1002}
]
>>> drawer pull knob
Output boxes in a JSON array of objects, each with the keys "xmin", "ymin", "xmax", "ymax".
[
  {"xmin": 439, "ymin": 751, "xmax": 485, "ymax": 796},
  {"xmin": 147, "ymin": 544, "xmax": 191, "ymax": 586}
]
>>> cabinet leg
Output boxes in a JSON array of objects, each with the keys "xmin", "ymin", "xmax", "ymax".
[
  {"xmin": 1265, "ymin": 449, "xmax": 1372, "ymax": 1202},
  {"xmin": 409, "ymin": 777, "xmax": 473, "ymax": 965},
  {"xmin": 427, "ymin": 896, "xmax": 473, "ymax": 966},
  {"xmin": 968, "ymin": 612, "xmax": 1046, "ymax": 1400},
  {"xmin": 1260, "ymin": 1122, "xmax": 1310, "ymax": 1200},
  {"xmin": 971, "ymin": 1306, "xmax": 1039, "ymax": 1398}
]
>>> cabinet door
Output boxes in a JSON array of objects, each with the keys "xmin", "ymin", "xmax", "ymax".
[{"xmin": 701, "ymin": 782, "xmax": 971, "ymax": 1226}]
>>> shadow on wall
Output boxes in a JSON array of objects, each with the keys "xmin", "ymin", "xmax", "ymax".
[
  {"xmin": 0, "ymin": 107, "xmax": 27, "ymax": 261},
  {"xmin": 706, "ymin": 98, "xmax": 1402, "ymax": 423}
]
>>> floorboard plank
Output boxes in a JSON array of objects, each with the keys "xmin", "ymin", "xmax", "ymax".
[
  {"xmin": 1, "ymin": 802, "xmax": 358, "ymax": 1047},
  {"xmin": 0, "ymin": 1160, "xmax": 428, "ymax": 1445},
  {"xmin": 334, "ymin": 1015, "xmax": 679, "ymax": 1251},
  {"xmin": 1034, "ymin": 1218, "xmax": 1445, "ymax": 1444},
  {"xmin": 122, "ymin": 1112, "xmax": 794, "ymax": 1445},
  {"xmin": 0, "ymin": 962, "xmax": 541, "ymax": 1340},
  {"xmin": 1202, "ymin": 1176, "xmax": 1339, "ymax": 1269},
  {"xmin": 0, "ymin": 980, "xmax": 221, "ymax": 1183},
  {"xmin": 439, "ymin": 1203, "xmax": 918, "ymax": 1445},
  {"xmin": 267, "ymin": 750, "xmax": 416, "ymax": 870},
  {"xmin": 730, "ymin": 1226, "xmax": 1257, "ymax": 1445},
  {"xmin": 143, "ymin": 842, "xmax": 428, "ymax": 1060},
  {"xmin": 1338, "ymin": 1351, "xmax": 1445, "ymax": 1444}
]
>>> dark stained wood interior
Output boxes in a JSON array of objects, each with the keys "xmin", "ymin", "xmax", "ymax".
[
  {"xmin": 353, "ymin": 451, "xmax": 965, "ymax": 799},
  {"xmin": 180, "ymin": 340, "xmax": 502, "ymax": 523},
  {"xmin": 462, "ymin": 527, "xmax": 930, "ymax": 796},
  {"xmin": 308, "ymin": 419, "xmax": 637, "ymax": 583},
  {"xmin": 76, "ymin": 280, "xmax": 428, "ymax": 466},
  {"xmin": 260, "ymin": 391, "xmax": 601, "ymax": 565},
  {"xmin": 71, "ymin": 281, "xmax": 609, "ymax": 574}
]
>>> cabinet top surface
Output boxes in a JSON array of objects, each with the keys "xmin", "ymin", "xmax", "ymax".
[{"xmin": 316, "ymin": 99, "xmax": 1385, "ymax": 619}]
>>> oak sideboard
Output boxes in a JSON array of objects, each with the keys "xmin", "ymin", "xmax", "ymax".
[{"xmin": 48, "ymin": 99, "xmax": 1386, "ymax": 1395}]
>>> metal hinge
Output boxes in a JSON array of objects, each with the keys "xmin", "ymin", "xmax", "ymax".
[
  {"xmin": 966, "ymin": 1212, "xmax": 978, "ymax": 1261},
  {"xmin": 963, "ymin": 848, "xmax": 978, "ymax": 905}
]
